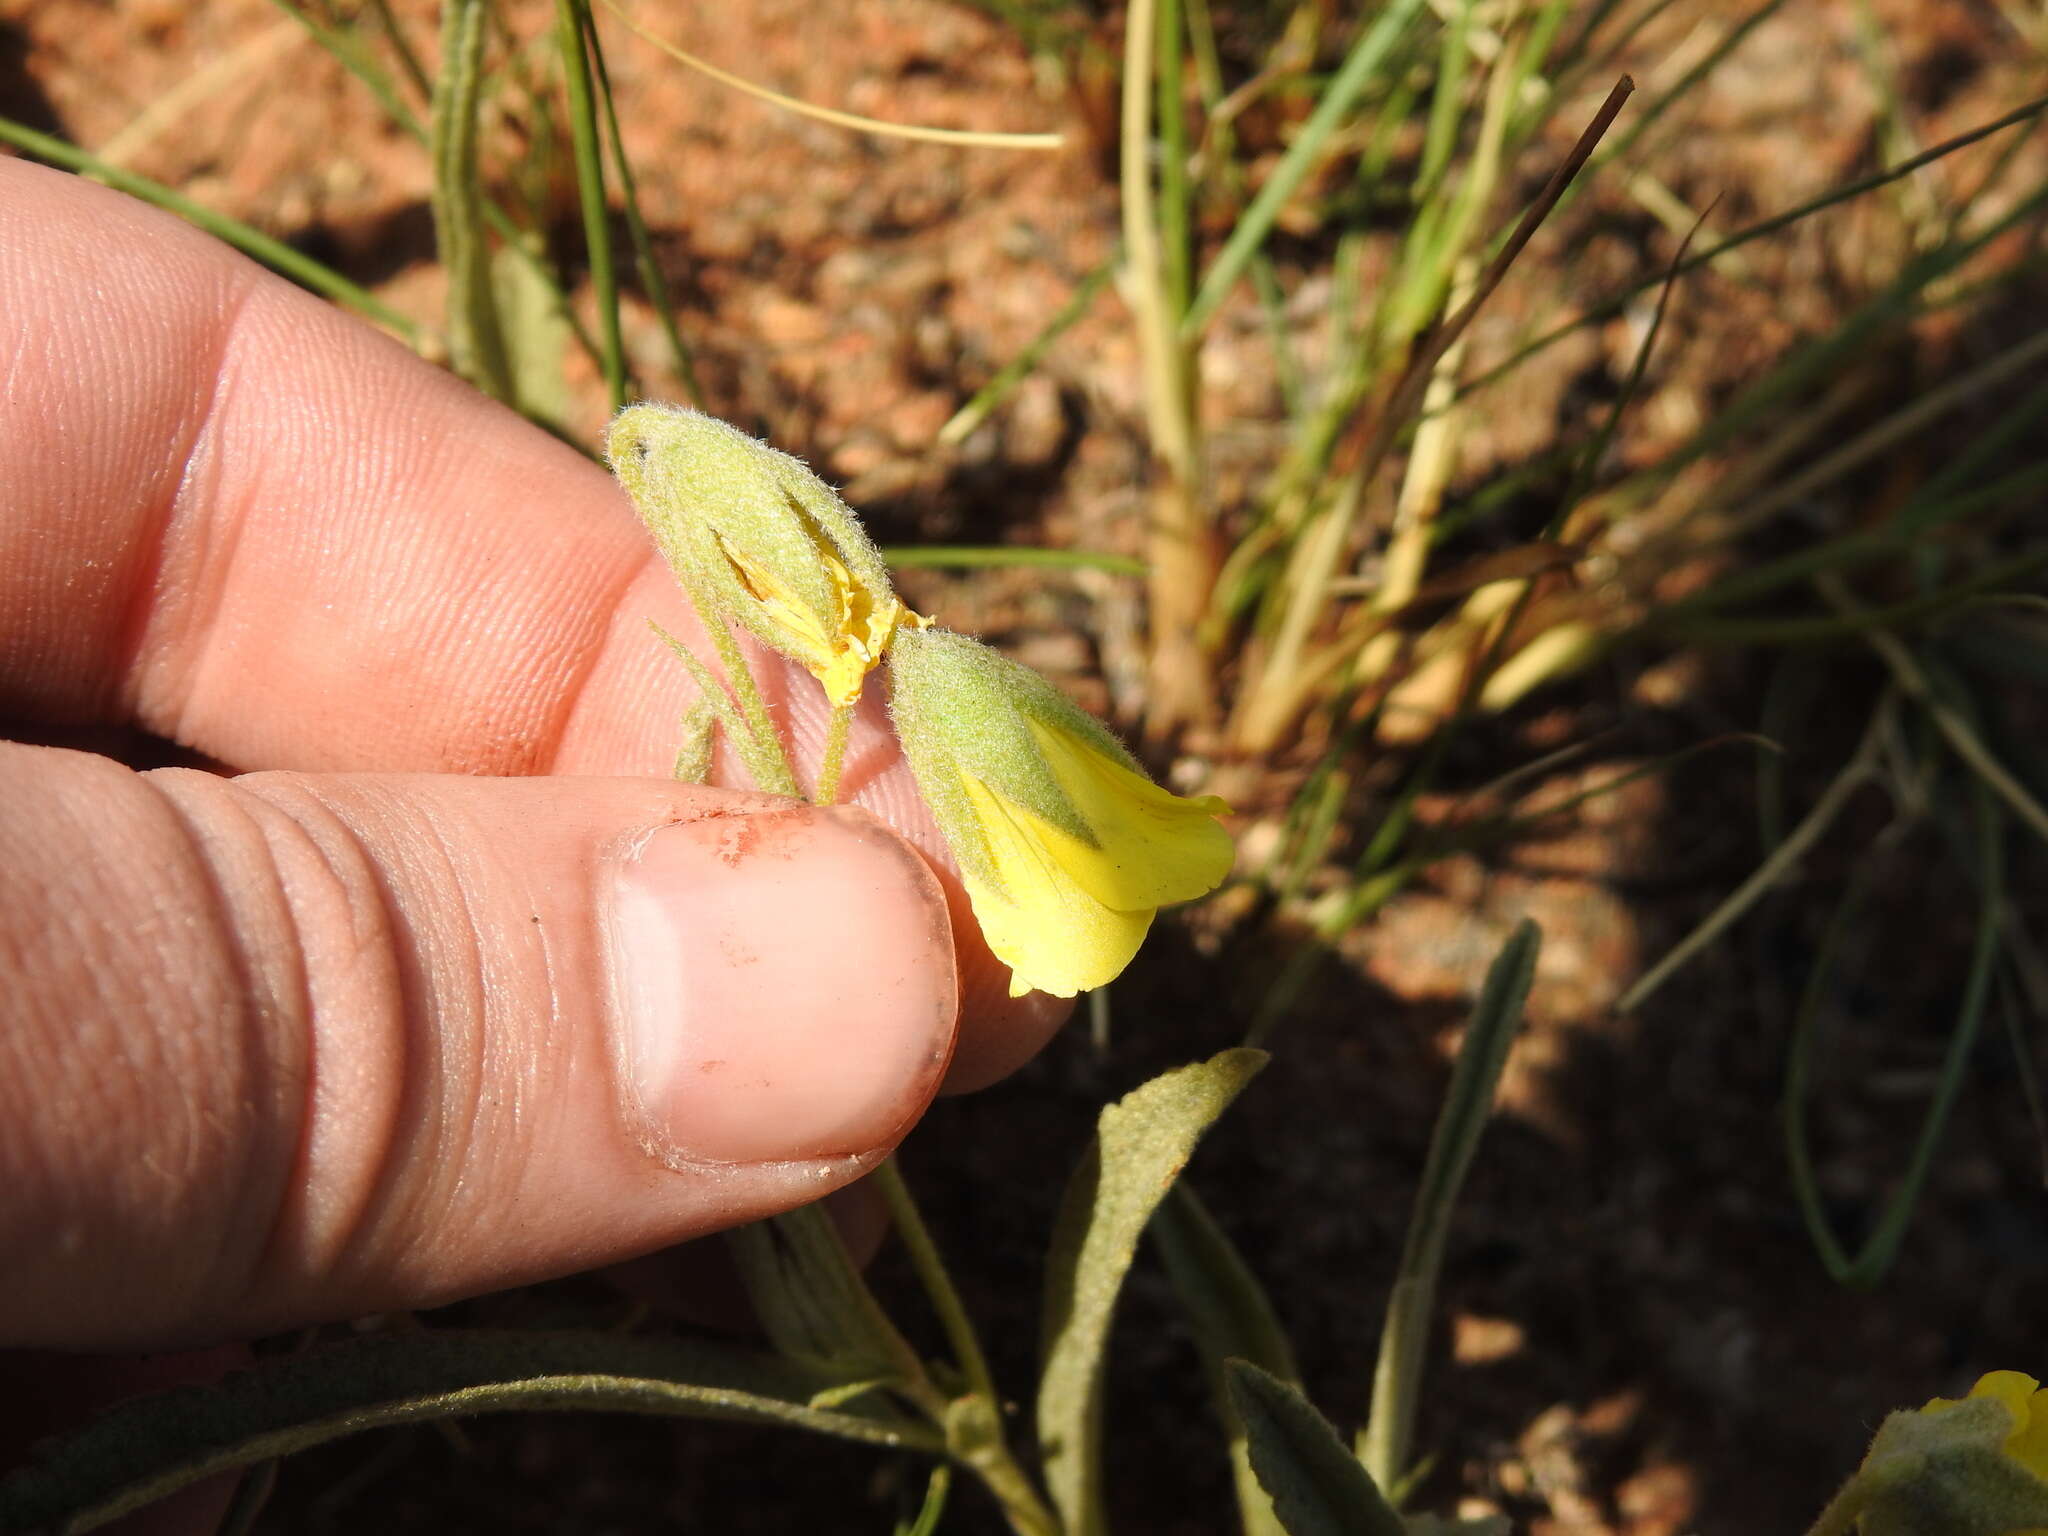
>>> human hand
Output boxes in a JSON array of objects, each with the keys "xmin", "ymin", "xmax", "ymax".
[{"xmin": 0, "ymin": 154, "xmax": 1069, "ymax": 1373}]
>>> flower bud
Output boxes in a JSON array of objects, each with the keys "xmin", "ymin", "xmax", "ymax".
[
  {"xmin": 607, "ymin": 404, "xmax": 922, "ymax": 706},
  {"xmin": 886, "ymin": 627, "xmax": 1233, "ymax": 998},
  {"xmin": 1849, "ymin": 1372, "xmax": 2048, "ymax": 1536}
]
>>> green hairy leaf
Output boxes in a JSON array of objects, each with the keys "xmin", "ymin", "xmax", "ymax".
[
  {"xmin": 0, "ymin": 1329, "xmax": 938, "ymax": 1535},
  {"xmin": 1037, "ymin": 1047, "xmax": 1267, "ymax": 1536},
  {"xmin": 1225, "ymin": 1359, "xmax": 1406, "ymax": 1536},
  {"xmin": 428, "ymin": 0, "xmax": 514, "ymax": 403},
  {"xmin": 1152, "ymin": 1183, "xmax": 1300, "ymax": 1536}
]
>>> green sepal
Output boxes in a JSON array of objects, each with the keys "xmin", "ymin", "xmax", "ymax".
[
  {"xmin": 884, "ymin": 627, "xmax": 1134, "ymax": 887},
  {"xmin": 671, "ymin": 697, "xmax": 718, "ymax": 784},
  {"xmin": 607, "ymin": 403, "xmax": 897, "ymax": 671},
  {"xmin": 1852, "ymin": 1396, "xmax": 2048, "ymax": 1536},
  {"xmin": 647, "ymin": 620, "xmax": 794, "ymax": 796}
]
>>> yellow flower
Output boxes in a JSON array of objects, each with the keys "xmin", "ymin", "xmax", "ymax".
[
  {"xmin": 608, "ymin": 404, "xmax": 923, "ymax": 706},
  {"xmin": 887, "ymin": 628, "xmax": 1233, "ymax": 998},
  {"xmin": 712, "ymin": 529, "xmax": 925, "ymax": 706},
  {"xmin": 1850, "ymin": 1371, "xmax": 2048, "ymax": 1536},
  {"xmin": 1926, "ymin": 1374, "xmax": 2048, "ymax": 1496}
]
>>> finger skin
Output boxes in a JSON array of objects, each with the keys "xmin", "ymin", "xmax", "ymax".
[
  {"xmin": 0, "ymin": 744, "xmax": 953, "ymax": 1348},
  {"xmin": 0, "ymin": 154, "xmax": 1066, "ymax": 1091}
]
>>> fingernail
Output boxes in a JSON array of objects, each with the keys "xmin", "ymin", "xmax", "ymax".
[{"xmin": 607, "ymin": 805, "xmax": 956, "ymax": 1165}]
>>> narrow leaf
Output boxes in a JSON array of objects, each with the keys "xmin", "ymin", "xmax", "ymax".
[
  {"xmin": 1152, "ymin": 1184, "xmax": 1299, "ymax": 1387},
  {"xmin": 0, "ymin": 1329, "xmax": 938, "ymax": 1535},
  {"xmin": 726, "ymin": 1202, "xmax": 922, "ymax": 1385},
  {"xmin": 883, "ymin": 545, "xmax": 1146, "ymax": 576},
  {"xmin": 1359, "ymin": 921, "xmax": 1540, "ymax": 1493},
  {"xmin": 1224, "ymin": 1360, "xmax": 1405, "ymax": 1536},
  {"xmin": 1038, "ymin": 1047, "xmax": 1267, "ymax": 1536},
  {"xmin": 1152, "ymin": 1183, "xmax": 1299, "ymax": 1536},
  {"xmin": 1784, "ymin": 782, "xmax": 2006, "ymax": 1287},
  {"xmin": 429, "ymin": 0, "xmax": 516, "ymax": 402},
  {"xmin": 671, "ymin": 697, "xmax": 718, "ymax": 783},
  {"xmin": 555, "ymin": 0, "xmax": 627, "ymax": 409},
  {"xmin": 492, "ymin": 240, "xmax": 573, "ymax": 430},
  {"xmin": 1183, "ymin": 0, "xmax": 1430, "ymax": 338}
]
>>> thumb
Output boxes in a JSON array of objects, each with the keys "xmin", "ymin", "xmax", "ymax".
[{"xmin": 0, "ymin": 743, "xmax": 956, "ymax": 1350}]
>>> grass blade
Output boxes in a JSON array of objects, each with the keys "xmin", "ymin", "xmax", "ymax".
[
  {"xmin": 597, "ymin": 0, "xmax": 1060, "ymax": 148},
  {"xmin": 883, "ymin": 545, "xmax": 1145, "ymax": 575},
  {"xmin": 1153, "ymin": 1184, "xmax": 1300, "ymax": 1536},
  {"xmin": 268, "ymin": 0, "xmax": 425, "ymax": 140},
  {"xmin": 938, "ymin": 251, "xmax": 1118, "ymax": 447},
  {"xmin": 1358, "ymin": 921, "xmax": 1540, "ymax": 1494},
  {"xmin": 1784, "ymin": 784, "xmax": 2006, "ymax": 1287},
  {"xmin": 556, "ymin": 0, "xmax": 628, "ymax": 410},
  {"xmin": 1620, "ymin": 705, "xmax": 1887, "ymax": 1014},
  {"xmin": 1464, "ymin": 91, "xmax": 2048, "ymax": 397},
  {"xmin": 0, "ymin": 119, "xmax": 421, "ymax": 346},
  {"xmin": 1833, "ymin": 578, "xmax": 2048, "ymax": 848},
  {"xmin": 584, "ymin": 3, "xmax": 702, "ymax": 404},
  {"xmin": 1183, "ymin": 0, "xmax": 1432, "ymax": 339}
]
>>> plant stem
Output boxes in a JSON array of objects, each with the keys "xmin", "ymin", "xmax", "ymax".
[
  {"xmin": 703, "ymin": 619, "xmax": 798, "ymax": 797},
  {"xmin": 871, "ymin": 1160, "xmax": 1059, "ymax": 1536},
  {"xmin": 963, "ymin": 1446, "xmax": 1062, "ymax": 1536},
  {"xmin": 584, "ymin": 3, "xmax": 704, "ymax": 405},
  {"xmin": 1121, "ymin": 0, "xmax": 1212, "ymax": 735},
  {"xmin": 1616, "ymin": 700, "xmax": 1888, "ymax": 1013},
  {"xmin": 814, "ymin": 701, "xmax": 854, "ymax": 806},
  {"xmin": 431, "ymin": 0, "xmax": 516, "ymax": 403},
  {"xmin": 874, "ymin": 1159, "xmax": 998, "ymax": 1405}
]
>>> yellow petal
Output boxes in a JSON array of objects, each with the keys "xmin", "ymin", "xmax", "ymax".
[
  {"xmin": 2012, "ymin": 1406, "xmax": 2048, "ymax": 1485},
  {"xmin": 1969, "ymin": 1373, "xmax": 2048, "ymax": 1481},
  {"xmin": 1025, "ymin": 719, "xmax": 1233, "ymax": 910},
  {"xmin": 718, "ymin": 535, "xmax": 922, "ymax": 706},
  {"xmin": 718, "ymin": 534, "xmax": 838, "ymax": 670},
  {"xmin": 959, "ymin": 770, "xmax": 1153, "ymax": 998}
]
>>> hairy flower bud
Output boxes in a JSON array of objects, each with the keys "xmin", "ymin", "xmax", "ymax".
[
  {"xmin": 608, "ymin": 404, "xmax": 923, "ymax": 706},
  {"xmin": 1849, "ymin": 1372, "xmax": 2048, "ymax": 1536},
  {"xmin": 886, "ymin": 627, "xmax": 1233, "ymax": 998}
]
